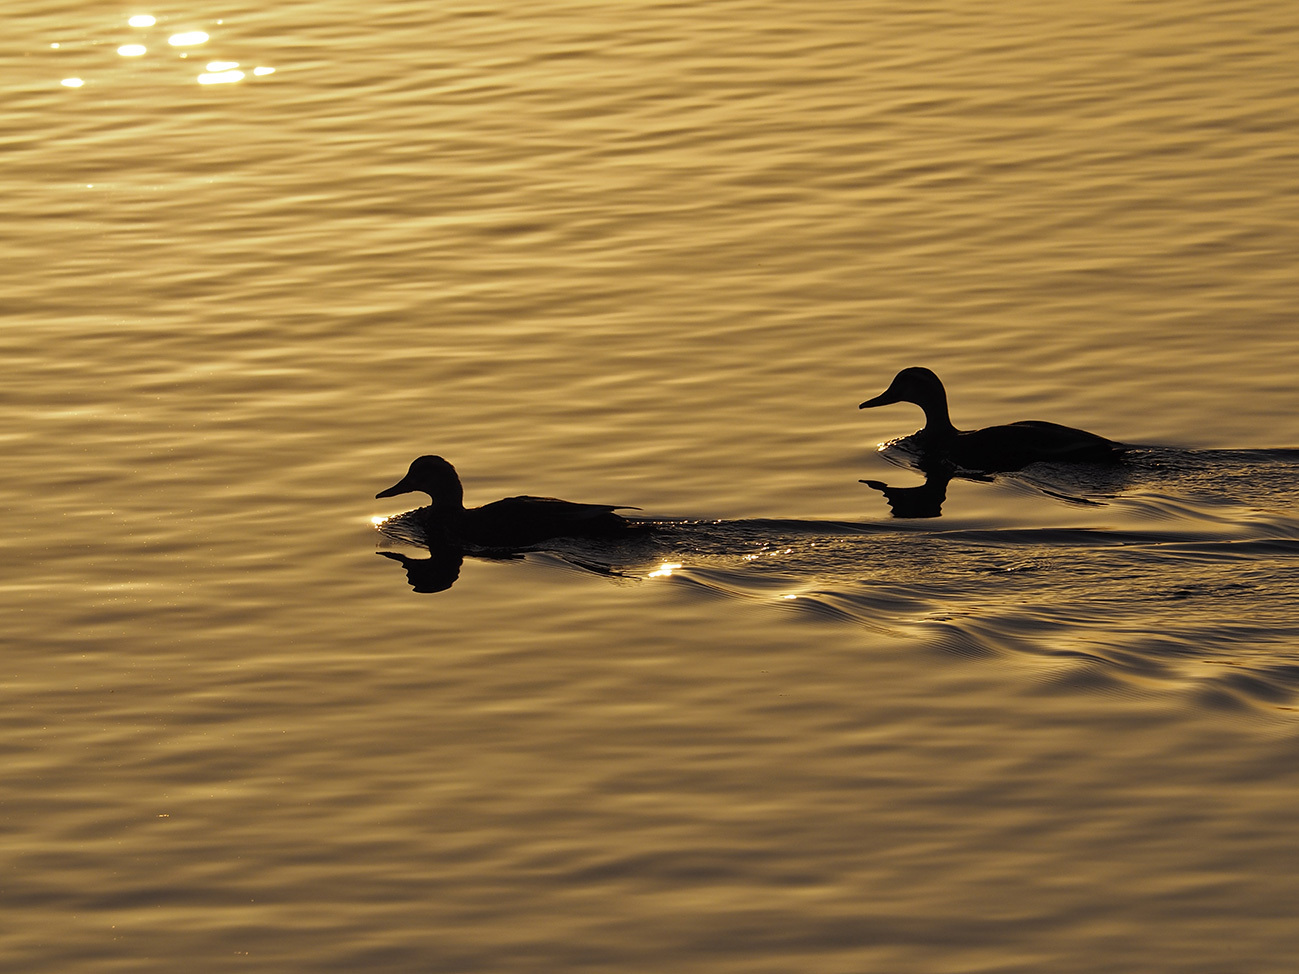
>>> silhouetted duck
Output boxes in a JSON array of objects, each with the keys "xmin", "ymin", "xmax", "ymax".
[
  {"xmin": 375, "ymin": 455, "xmax": 639, "ymax": 547},
  {"xmin": 859, "ymin": 367, "xmax": 1121, "ymax": 472}
]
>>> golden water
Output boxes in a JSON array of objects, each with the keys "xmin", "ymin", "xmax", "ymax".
[{"xmin": 5, "ymin": 2, "xmax": 1299, "ymax": 971}]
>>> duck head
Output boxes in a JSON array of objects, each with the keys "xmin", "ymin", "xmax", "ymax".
[
  {"xmin": 859, "ymin": 367, "xmax": 944, "ymax": 409},
  {"xmin": 859, "ymin": 367, "xmax": 955, "ymax": 434},
  {"xmin": 376, "ymin": 455, "xmax": 465, "ymax": 509}
]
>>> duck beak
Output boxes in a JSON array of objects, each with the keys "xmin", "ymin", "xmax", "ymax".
[
  {"xmin": 859, "ymin": 390, "xmax": 897, "ymax": 409},
  {"xmin": 375, "ymin": 476, "xmax": 413, "ymax": 499}
]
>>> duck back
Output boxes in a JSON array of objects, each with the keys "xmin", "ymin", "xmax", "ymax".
[
  {"xmin": 948, "ymin": 421, "xmax": 1120, "ymax": 472},
  {"xmin": 456, "ymin": 496, "xmax": 634, "ymax": 547}
]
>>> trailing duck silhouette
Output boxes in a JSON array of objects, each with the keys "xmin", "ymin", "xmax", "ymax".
[
  {"xmin": 375, "ymin": 455, "xmax": 640, "ymax": 548},
  {"xmin": 859, "ymin": 367, "xmax": 1122, "ymax": 473}
]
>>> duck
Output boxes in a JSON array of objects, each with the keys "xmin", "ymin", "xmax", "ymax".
[
  {"xmin": 375, "ymin": 455, "xmax": 639, "ymax": 547},
  {"xmin": 858, "ymin": 367, "xmax": 1121, "ymax": 472}
]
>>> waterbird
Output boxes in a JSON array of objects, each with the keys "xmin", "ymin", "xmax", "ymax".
[
  {"xmin": 859, "ymin": 367, "xmax": 1121, "ymax": 472},
  {"xmin": 375, "ymin": 455, "xmax": 639, "ymax": 547}
]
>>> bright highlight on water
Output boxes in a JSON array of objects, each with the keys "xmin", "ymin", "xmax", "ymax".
[
  {"xmin": 198, "ymin": 70, "xmax": 244, "ymax": 85},
  {"xmin": 49, "ymin": 17, "xmax": 275, "ymax": 89}
]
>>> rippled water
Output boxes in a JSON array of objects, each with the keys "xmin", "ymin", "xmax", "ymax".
[{"xmin": 5, "ymin": 1, "xmax": 1299, "ymax": 971}]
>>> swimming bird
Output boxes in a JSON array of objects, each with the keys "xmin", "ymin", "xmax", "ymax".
[
  {"xmin": 859, "ymin": 367, "xmax": 1121, "ymax": 472},
  {"xmin": 375, "ymin": 455, "xmax": 639, "ymax": 547}
]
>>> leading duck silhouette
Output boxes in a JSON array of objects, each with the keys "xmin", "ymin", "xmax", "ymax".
[
  {"xmin": 375, "ymin": 455, "xmax": 640, "ymax": 548},
  {"xmin": 859, "ymin": 367, "xmax": 1122, "ymax": 473}
]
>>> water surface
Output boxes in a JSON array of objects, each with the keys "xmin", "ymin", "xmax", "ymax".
[{"xmin": 5, "ymin": 1, "xmax": 1299, "ymax": 971}]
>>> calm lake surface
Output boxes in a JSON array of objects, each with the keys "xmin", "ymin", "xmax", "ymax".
[{"xmin": 5, "ymin": 1, "xmax": 1299, "ymax": 971}]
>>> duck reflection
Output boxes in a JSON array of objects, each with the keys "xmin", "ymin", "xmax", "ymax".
[
  {"xmin": 376, "ymin": 536, "xmax": 645, "ymax": 594},
  {"xmin": 373, "ymin": 506, "xmax": 570, "ymax": 595},
  {"xmin": 862, "ymin": 459, "xmax": 1134, "ymax": 519},
  {"xmin": 374, "ymin": 499, "xmax": 649, "ymax": 595},
  {"xmin": 377, "ymin": 548, "xmax": 466, "ymax": 594},
  {"xmin": 860, "ymin": 471, "xmax": 953, "ymax": 518}
]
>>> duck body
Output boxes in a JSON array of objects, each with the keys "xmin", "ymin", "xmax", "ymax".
[
  {"xmin": 860, "ymin": 367, "xmax": 1121, "ymax": 473},
  {"xmin": 449, "ymin": 495, "xmax": 633, "ymax": 547},
  {"xmin": 376, "ymin": 455, "xmax": 638, "ymax": 548}
]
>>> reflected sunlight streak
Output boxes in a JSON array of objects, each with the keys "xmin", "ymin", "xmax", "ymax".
[
  {"xmin": 648, "ymin": 562, "xmax": 683, "ymax": 578},
  {"xmin": 198, "ymin": 70, "xmax": 245, "ymax": 85},
  {"xmin": 52, "ymin": 17, "xmax": 277, "ymax": 91}
]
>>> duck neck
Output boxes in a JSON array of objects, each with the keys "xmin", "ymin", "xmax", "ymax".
[
  {"xmin": 429, "ymin": 477, "xmax": 466, "ymax": 516},
  {"xmin": 917, "ymin": 389, "xmax": 957, "ymax": 438}
]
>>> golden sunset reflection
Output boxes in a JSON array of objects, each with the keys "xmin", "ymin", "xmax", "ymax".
[
  {"xmin": 197, "ymin": 70, "xmax": 244, "ymax": 85},
  {"xmin": 13, "ymin": 3, "xmax": 1299, "ymax": 971},
  {"xmin": 49, "ymin": 15, "xmax": 275, "ymax": 89}
]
